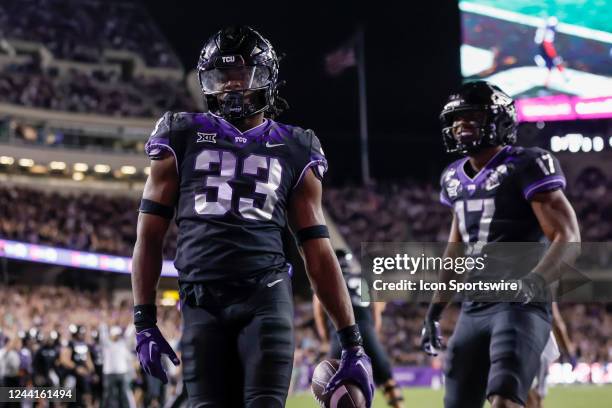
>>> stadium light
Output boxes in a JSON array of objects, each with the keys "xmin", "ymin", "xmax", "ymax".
[
  {"xmin": 567, "ymin": 134, "xmax": 582, "ymax": 153},
  {"xmin": 0, "ymin": 156, "xmax": 15, "ymax": 165},
  {"xmin": 72, "ymin": 172, "xmax": 85, "ymax": 181},
  {"xmin": 94, "ymin": 164, "xmax": 111, "ymax": 174},
  {"xmin": 73, "ymin": 163, "xmax": 88, "ymax": 172},
  {"xmin": 609, "ymin": 136, "xmax": 612, "ymax": 148},
  {"xmin": 593, "ymin": 137, "xmax": 604, "ymax": 152},
  {"xmin": 144, "ymin": 166, "xmax": 151, "ymax": 176},
  {"xmin": 49, "ymin": 161, "xmax": 67, "ymax": 171},
  {"xmin": 120, "ymin": 165, "xmax": 137, "ymax": 175},
  {"xmin": 550, "ymin": 136, "xmax": 562, "ymax": 152},
  {"xmin": 581, "ymin": 137, "xmax": 593, "ymax": 153},
  {"xmin": 30, "ymin": 165, "xmax": 48, "ymax": 174},
  {"xmin": 18, "ymin": 158, "xmax": 34, "ymax": 167}
]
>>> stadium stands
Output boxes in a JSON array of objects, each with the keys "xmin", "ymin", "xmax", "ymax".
[
  {"xmin": 0, "ymin": 58, "xmax": 198, "ymax": 117},
  {"xmin": 0, "ymin": 0, "xmax": 181, "ymax": 68},
  {"xmin": 1, "ymin": 166, "xmax": 610, "ymax": 259}
]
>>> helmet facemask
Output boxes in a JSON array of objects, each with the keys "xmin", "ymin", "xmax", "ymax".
[
  {"xmin": 199, "ymin": 64, "xmax": 274, "ymax": 120},
  {"xmin": 440, "ymin": 81, "xmax": 518, "ymax": 155},
  {"xmin": 441, "ymin": 105, "xmax": 517, "ymax": 155},
  {"xmin": 441, "ymin": 106, "xmax": 497, "ymax": 154}
]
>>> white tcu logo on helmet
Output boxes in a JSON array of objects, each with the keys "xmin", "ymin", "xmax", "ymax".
[{"xmin": 221, "ymin": 55, "xmax": 235, "ymax": 63}]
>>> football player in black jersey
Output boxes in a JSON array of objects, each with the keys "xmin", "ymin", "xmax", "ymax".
[
  {"xmin": 131, "ymin": 26, "xmax": 374, "ymax": 408},
  {"xmin": 420, "ymin": 81, "xmax": 580, "ymax": 408},
  {"xmin": 313, "ymin": 249, "xmax": 404, "ymax": 407}
]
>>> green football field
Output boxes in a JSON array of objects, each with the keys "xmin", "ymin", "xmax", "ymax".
[{"xmin": 287, "ymin": 385, "xmax": 612, "ymax": 407}]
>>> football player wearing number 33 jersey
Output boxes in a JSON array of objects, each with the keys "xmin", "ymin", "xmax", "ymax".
[
  {"xmin": 130, "ymin": 26, "xmax": 374, "ymax": 407},
  {"xmin": 421, "ymin": 81, "xmax": 580, "ymax": 408}
]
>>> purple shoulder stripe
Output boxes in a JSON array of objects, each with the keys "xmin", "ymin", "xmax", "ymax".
[
  {"xmin": 145, "ymin": 143, "xmax": 179, "ymax": 174},
  {"xmin": 293, "ymin": 159, "xmax": 328, "ymax": 189},
  {"xmin": 523, "ymin": 176, "xmax": 566, "ymax": 200}
]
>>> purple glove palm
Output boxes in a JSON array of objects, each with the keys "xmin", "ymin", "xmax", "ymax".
[
  {"xmin": 324, "ymin": 346, "xmax": 375, "ymax": 408},
  {"xmin": 136, "ymin": 326, "xmax": 180, "ymax": 384}
]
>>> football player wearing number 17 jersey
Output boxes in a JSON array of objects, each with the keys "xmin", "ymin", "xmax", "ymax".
[
  {"xmin": 420, "ymin": 81, "xmax": 580, "ymax": 408},
  {"xmin": 131, "ymin": 26, "xmax": 374, "ymax": 407}
]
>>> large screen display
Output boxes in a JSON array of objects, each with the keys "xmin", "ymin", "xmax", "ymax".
[{"xmin": 460, "ymin": 0, "xmax": 612, "ymax": 121}]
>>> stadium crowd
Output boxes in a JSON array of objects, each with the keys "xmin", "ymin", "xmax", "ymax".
[
  {"xmin": 0, "ymin": 186, "xmax": 178, "ymax": 260},
  {"xmin": 1, "ymin": 165, "xmax": 611, "ymax": 403},
  {"xmin": 324, "ymin": 165, "xmax": 612, "ymax": 250},
  {"xmin": 1, "ymin": 284, "xmax": 611, "ymax": 407},
  {"xmin": 0, "ymin": 285, "xmax": 181, "ymax": 407},
  {"xmin": 0, "ymin": 0, "xmax": 180, "ymax": 68},
  {"xmin": 0, "ymin": 60, "xmax": 198, "ymax": 117},
  {"xmin": 0, "ymin": 166, "xmax": 610, "ymax": 259}
]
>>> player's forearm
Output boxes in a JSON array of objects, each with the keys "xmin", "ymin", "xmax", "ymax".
[
  {"xmin": 131, "ymin": 215, "xmax": 167, "ymax": 305},
  {"xmin": 532, "ymin": 230, "xmax": 581, "ymax": 284},
  {"xmin": 312, "ymin": 296, "xmax": 329, "ymax": 342},
  {"xmin": 531, "ymin": 191, "xmax": 581, "ymax": 283},
  {"xmin": 132, "ymin": 239, "xmax": 163, "ymax": 305},
  {"xmin": 303, "ymin": 240, "xmax": 355, "ymax": 330}
]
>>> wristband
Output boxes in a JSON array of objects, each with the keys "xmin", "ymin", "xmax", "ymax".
[
  {"xmin": 337, "ymin": 324, "xmax": 363, "ymax": 349},
  {"xmin": 134, "ymin": 304, "xmax": 157, "ymax": 332}
]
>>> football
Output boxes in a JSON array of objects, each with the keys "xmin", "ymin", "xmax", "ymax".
[{"xmin": 311, "ymin": 359, "xmax": 367, "ymax": 408}]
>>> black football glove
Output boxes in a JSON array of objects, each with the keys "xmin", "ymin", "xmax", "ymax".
[
  {"xmin": 513, "ymin": 273, "xmax": 548, "ymax": 304},
  {"xmin": 421, "ymin": 303, "xmax": 445, "ymax": 356}
]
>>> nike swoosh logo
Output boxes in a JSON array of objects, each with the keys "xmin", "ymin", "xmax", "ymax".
[
  {"xmin": 266, "ymin": 141, "xmax": 284, "ymax": 148},
  {"xmin": 135, "ymin": 311, "xmax": 142, "ymax": 316},
  {"xmin": 267, "ymin": 279, "xmax": 283, "ymax": 288},
  {"xmin": 149, "ymin": 341, "xmax": 157, "ymax": 361}
]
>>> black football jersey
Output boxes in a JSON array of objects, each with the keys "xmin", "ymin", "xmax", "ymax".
[
  {"xmin": 440, "ymin": 146, "xmax": 566, "ymax": 312},
  {"xmin": 440, "ymin": 145, "xmax": 566, "ymax": 244},
  {"xmin": 145, "ymin": 112, "xmax": 327, "ymax": 283}
]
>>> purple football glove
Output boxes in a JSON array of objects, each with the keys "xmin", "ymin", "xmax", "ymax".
[
  {"xmin": 324, "ymin": 346, "xmax": 375, "ymax": 408},
  {"xmin": 136, "ymin": 326, "xmax": 179, "ymax": 384}
]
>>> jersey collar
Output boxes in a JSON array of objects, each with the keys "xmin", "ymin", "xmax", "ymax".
[
  {"xmin": 210, "ymin": 113, "xmax": 271, "ymax": 138},
  {"xmin": 458, "ymin": 145, "xmax": 510, "ymax": 186}
]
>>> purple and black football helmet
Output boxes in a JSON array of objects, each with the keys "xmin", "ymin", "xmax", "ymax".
[
  {"xmin": 197, "ymin": 26, "xmax": 281, "ymax": 120},
  {"xmin": 440, "ymin": 81, "xmax": 517, "ymax": 154}
]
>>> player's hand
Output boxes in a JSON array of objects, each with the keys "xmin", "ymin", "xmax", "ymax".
[
  {"xmin": 512, "ymin": 273, "xmax": 547, "ymax": 304},
  {"xmin": 135, "ymin": 326, "xmax": 180, "ymax": 384},
  {"xmin": 421, "ymin": 318, "xmax": 443, "ymax": 356},
  {"xmin": 324, "ymin": 346, "xmax": 375, "ymax": 408}
]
